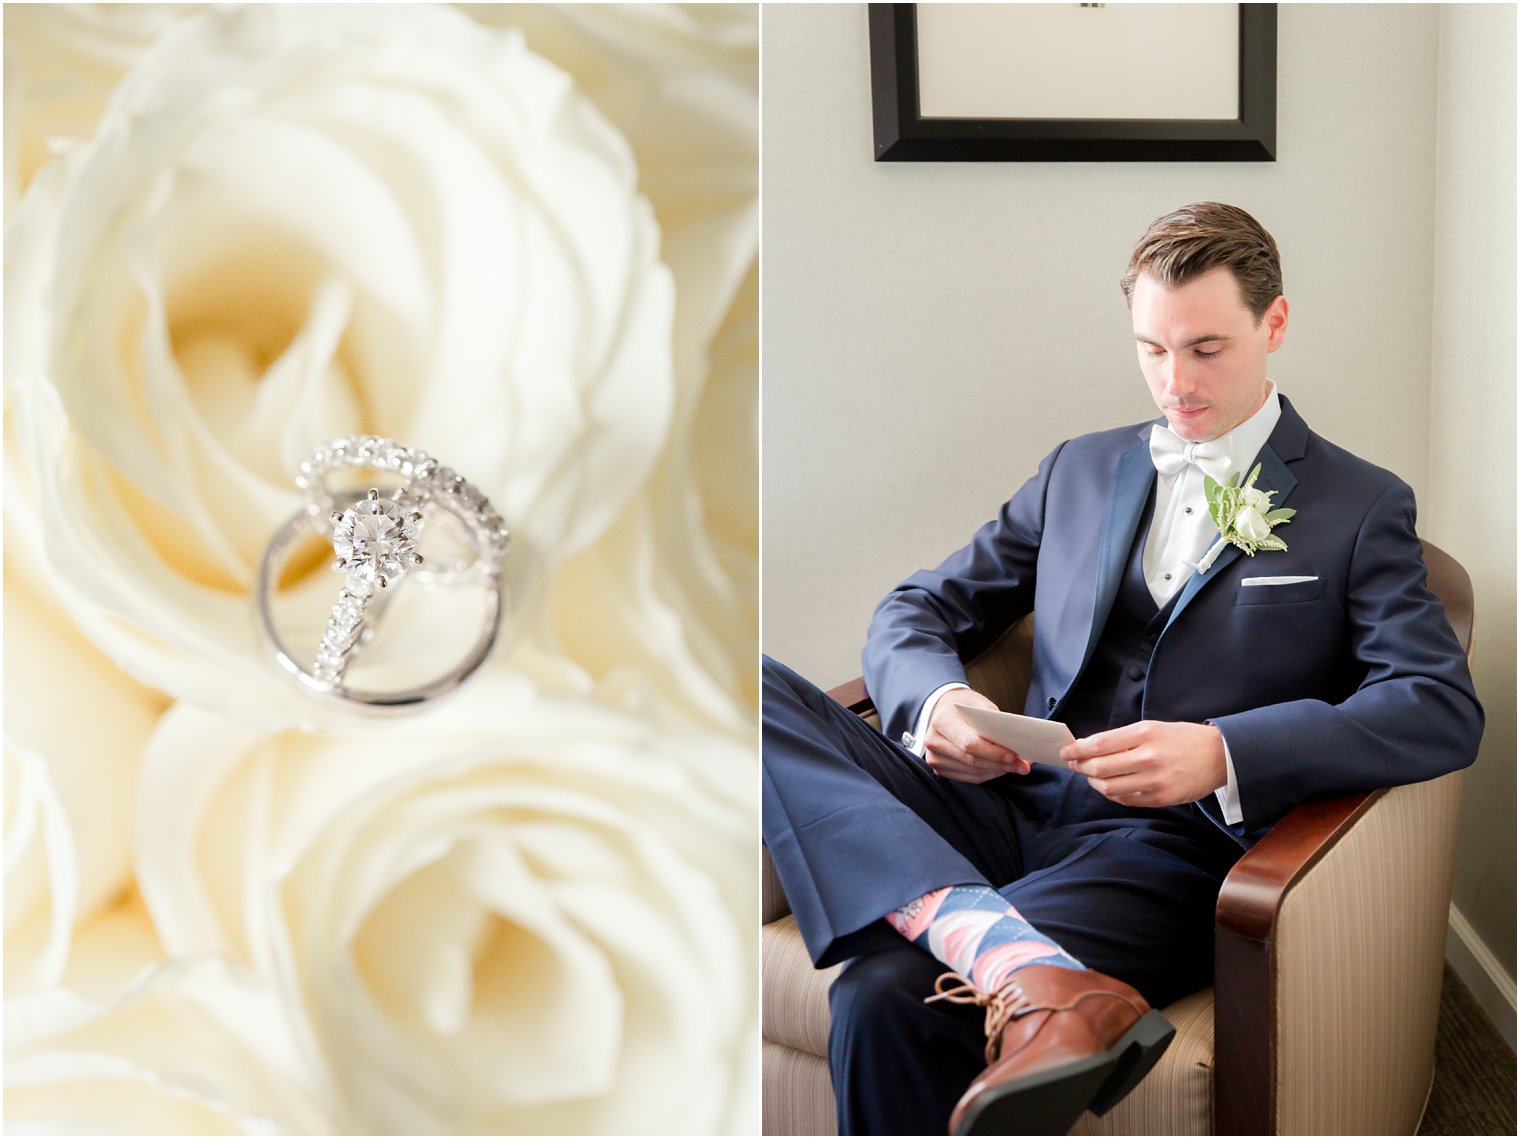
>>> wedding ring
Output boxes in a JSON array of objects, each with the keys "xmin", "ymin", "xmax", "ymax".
[
  {"xmin": 295, "ymin": 435, "xmax": 509, "ymax": 581},
  {"xmin": 256, "ymin": 436, "xmax": 510, "ymax": 710}
]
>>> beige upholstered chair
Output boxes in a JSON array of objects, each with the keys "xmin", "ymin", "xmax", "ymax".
[{"xmin": 762, "ymin": 542, "xmax": 1474, "ymax": 1136}]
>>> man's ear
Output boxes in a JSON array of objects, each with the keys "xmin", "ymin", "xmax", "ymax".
[{"xmin": 1264, "ymin": 294, "xmax": 1289, "ymax": 352}]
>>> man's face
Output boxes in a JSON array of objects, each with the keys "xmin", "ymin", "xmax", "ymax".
[{"xmin": 1130, "ymin": 265, "xmax": 1288, "ymax": 443}]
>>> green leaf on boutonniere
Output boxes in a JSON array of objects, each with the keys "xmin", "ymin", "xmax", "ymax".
[
  {"xmin": 1203, "ymin": 474, "xmax": 1222, "ymax": 529},
  {"xmin": 1265, "ymin": 507, "xmax": 1296, "ymax": 524}
]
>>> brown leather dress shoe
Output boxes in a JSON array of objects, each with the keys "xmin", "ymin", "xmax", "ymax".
[{"xmin": 932, "ymin": 964, "xmax": 1175, "ymax": 1136}]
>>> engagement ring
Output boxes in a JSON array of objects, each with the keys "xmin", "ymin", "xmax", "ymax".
[{"xmin": 257, "ymin": 436, "xmax": 509, "ymax": 710}]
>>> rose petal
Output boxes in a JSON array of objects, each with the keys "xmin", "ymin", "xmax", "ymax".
[
  {"xmin": 6, "ymin": 905, "xmax": 337, "ymax": 1134},
  {"xmin": 3, "ymin": 538, "xmax": 166, "ymax": 993}
]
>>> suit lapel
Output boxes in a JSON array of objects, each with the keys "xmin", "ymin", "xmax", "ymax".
[
  {"xmin": 1164, "ymin": 435, "xmax": 1301, "ymax": 631},
  {"xmin": 1076, "ymin": 434, "xmax": 1155, "ymax": 679}
]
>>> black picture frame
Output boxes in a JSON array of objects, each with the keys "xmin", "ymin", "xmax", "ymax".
[{"xmin": 869, "ymin": 3, "xmax": 1277, "ymax": 162}]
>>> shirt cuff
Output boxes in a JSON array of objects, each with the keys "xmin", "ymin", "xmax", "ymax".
[
  {"xmin": 1213, "ymin": 731, "xmax": 1244, "ymax": 825},
  {"xmin": 907, "ymin": 682, "xmax": 971, "ymax": 756}
]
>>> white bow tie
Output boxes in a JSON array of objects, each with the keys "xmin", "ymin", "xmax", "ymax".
[{"xmin": 1148, "ymin": 424, "xmax": 1234, "ymax": 483}]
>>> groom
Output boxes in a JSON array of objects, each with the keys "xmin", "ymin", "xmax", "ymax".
[{"xmin": 762, "ymin": 202, "xmax": 1483, "ymax": 1135}]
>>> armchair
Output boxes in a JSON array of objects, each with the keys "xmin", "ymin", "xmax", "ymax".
[{"xmin": 762, "ymin": 541, "xmax": 1474, "ymax": 1135}]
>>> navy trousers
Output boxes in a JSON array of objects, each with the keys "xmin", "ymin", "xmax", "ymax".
[{"xmin": 762, "ymin": 656, "xmax": 1244, "ymax": 1135}]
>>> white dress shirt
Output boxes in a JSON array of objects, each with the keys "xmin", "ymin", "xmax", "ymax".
[{"xmin": 909, "ymin": 384, "xmax": 1283, "ymax": 827}]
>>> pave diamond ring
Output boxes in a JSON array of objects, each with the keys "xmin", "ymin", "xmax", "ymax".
[
  {"xmin": 310, "ymin": 487, "xmax": 427, "ymax": 688},
  {"xmin": 256, "ymin": 437, "xmax": 509, "ymax": 710}
]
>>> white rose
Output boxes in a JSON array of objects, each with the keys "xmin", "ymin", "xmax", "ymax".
[
  {"xmin": 133, "ymin": 676, "xmax": 757, "ymax": 1134},
  {"xmin": 6, "ymin": 898, "xmax": 337, "ymax": 1133},
  {"xmin": 1240, "ymin": 486, "xmax": 1272, "ymax": 513},
  {"xmin": 6, "ymin": 4, "xmax": 678, "ymax": 725},
  {"xmin": 1235, "ymin": 487, "xmax": 1273, "ymax": 542}
]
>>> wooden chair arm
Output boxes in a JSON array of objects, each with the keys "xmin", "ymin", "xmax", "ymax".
[
  {"xmin": 823, "ymin": 676, "xmax": 872, "ymax": 715},
  {"xmin": 1212, "ymin": 788, "xmax": 1384, "ymax": 1134},
  {"xmin": 1215, "ymin": 790, "xmax": 1380, "ymax": 940}
]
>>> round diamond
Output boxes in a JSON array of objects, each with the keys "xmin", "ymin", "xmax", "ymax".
[{"xmin": 333, "ymin": 495, "xmax": 420, "ymax": 586}]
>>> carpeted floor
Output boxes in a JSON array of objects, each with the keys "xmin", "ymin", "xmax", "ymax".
[{"xmin": 1417, "ymin": 967, "xmax": 1517, "ymax": 1135}]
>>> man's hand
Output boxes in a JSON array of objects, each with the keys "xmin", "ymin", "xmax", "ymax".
[
  {"xmin": 1060, "ymin": 720, "xmax": 1226, "ymax": 807},
  {"xmin": 923, "ymin": 689, "xmax": 1032, "ymax": 784}
]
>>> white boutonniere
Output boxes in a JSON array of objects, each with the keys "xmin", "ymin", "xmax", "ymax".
[{"xmin": 1196, "ymin": 464, "xmax": 1295, "ymax": 573}]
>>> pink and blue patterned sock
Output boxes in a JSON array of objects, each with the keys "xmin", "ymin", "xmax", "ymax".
[{"xmin": 885, "ymin": 883, "xmax": 1085, "ymax": 993}]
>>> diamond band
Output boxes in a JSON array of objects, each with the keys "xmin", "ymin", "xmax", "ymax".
[
  {"xmin": 295, "ymin": 435, "xmax": 437, "ymax": 503},
  {"xmin": 257, "ymin": 438, "xmax": 510, "ymax": 710},
  {"xmin": 312, "ymin": 578, "xmax": 376, "ymax": 687},
  {"xmin": 297, "ymin": 435, "xmax": 509, "ymax": 573}
]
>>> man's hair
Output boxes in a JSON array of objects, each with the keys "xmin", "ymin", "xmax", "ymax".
[{"xmin": 1119, "ymin": 202, "xmax": 1283, "ymax": 323}]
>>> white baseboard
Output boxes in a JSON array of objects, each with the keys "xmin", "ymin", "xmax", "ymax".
[{"xmin": 1446, "ymin": 903, "xmax": 1517, "ymax": 1052}]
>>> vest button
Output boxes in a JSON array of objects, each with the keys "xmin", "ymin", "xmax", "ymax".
[
  {"xmin": 1047, "ymin": 697, "xmax": 1057, "ymax": 710},
  {"xmin": 1127, "ymin": 665, "xmax": 1145, "ymax": 681}
]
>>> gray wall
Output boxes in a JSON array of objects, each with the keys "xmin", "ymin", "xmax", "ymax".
[
  {"xmin": 761, "ymin": 3, "xmax": 1515, "ymax": 1022},
  {"xmin": 1425, "ymin": 3, "xmax": 1517, "ymax": 1024}
]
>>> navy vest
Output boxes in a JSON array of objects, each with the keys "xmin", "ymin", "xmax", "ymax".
[{"xmin": 1060, "ymin": 489, "xmax": 1181, "ymax": 740}]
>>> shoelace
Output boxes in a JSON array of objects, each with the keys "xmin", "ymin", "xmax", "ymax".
[{"xmin": 926, "ymin": 971, "xmax": 1145, "ymax": 1064}]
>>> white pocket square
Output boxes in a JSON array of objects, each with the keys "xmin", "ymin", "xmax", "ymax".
[{"xmin": 1240, "ymin": 575, "xmax": 1319, "ymax": 586}]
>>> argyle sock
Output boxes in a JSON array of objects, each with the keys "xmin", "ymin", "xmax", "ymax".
[{"xmin": 885, "ymin": 883, "xmax": 1085, "ymax": 993}]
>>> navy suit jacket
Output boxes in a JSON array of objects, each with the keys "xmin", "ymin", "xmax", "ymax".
[{"xmin": 862, "ymin": 397, "xmax": 1483, "ymax": 837}]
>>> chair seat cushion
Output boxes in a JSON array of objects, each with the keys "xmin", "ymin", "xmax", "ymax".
[
  {"xmin": 1070, "ymin": 984, "xmax": 1214, "ymax": 1136},
  {"xmin": 762, "ymin": 912, "xmax": 1215, "ymax": 1135}
]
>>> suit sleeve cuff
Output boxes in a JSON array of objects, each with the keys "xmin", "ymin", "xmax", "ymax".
[
  {"xmin": 908, "ymin": 683, "xmax": 971, "ymax": 756},
  {"xmin": 1213, "ymin": 729, "xmax": 1244, "ymax": 825}
]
